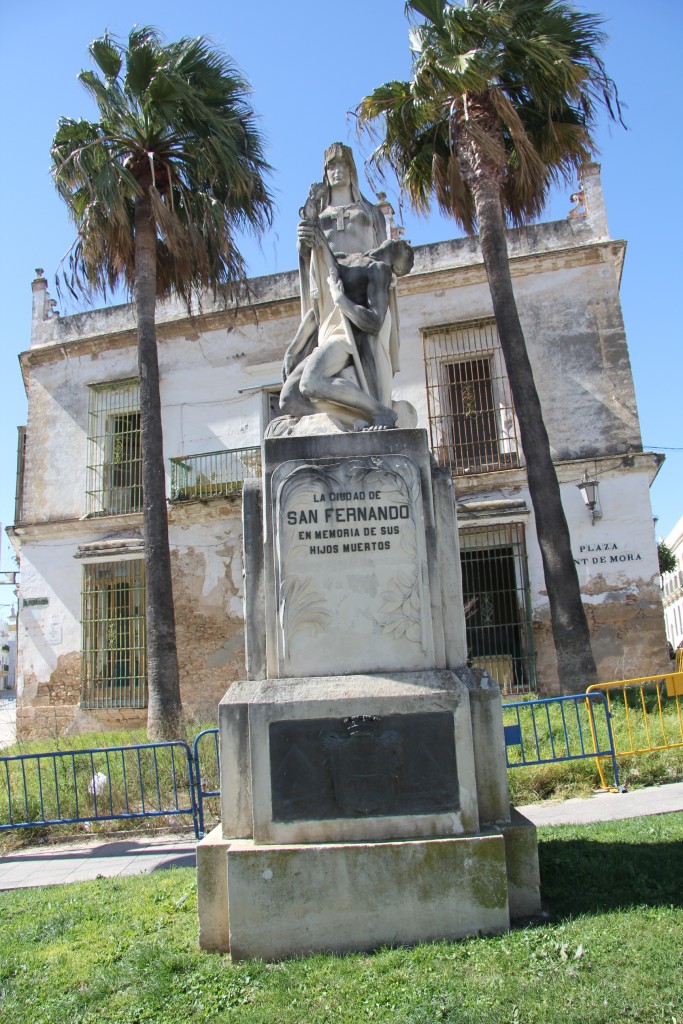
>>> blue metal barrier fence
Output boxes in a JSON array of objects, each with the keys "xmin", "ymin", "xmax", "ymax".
[
  {"xmin": 503, "ymin": 692, "xmax": 620, "ymax": 789},
  {"xmin": 0, "ymin": 741, "xmax": 200, "ymax": 837},
  {"xmin": 193, "ymin": 728, "xmax": 220, "ymax": 838},
  {"xmin": 0, "ymin": 694, "xmax": 621, "ymax": 841}
]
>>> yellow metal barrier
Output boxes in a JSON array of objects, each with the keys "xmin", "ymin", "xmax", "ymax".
[
  {"xmin": 586, "ymin": 672, "xmax": 683, "ymax": 788},
  {"xmin": 676, "ymin": 647, "xmax": 683, "ymax": 674}
]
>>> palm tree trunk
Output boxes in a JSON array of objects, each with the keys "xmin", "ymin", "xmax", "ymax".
[
  {"xmin": 134, "ymin": 191, "xmax": 184, "ymax": 738},
  {"xmin": 471, "ymin": 172, "xmax": 598, "ymax": 693}
]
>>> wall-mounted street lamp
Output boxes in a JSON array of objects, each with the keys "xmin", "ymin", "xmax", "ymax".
[{"xmin": 577, "ymin": 471, "xmax": 601, "ymax": 525}]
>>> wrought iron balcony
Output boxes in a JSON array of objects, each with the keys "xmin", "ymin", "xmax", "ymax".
[{"xmin": 169, "ymin": 446, "xmax": 262, "ymax": 502}]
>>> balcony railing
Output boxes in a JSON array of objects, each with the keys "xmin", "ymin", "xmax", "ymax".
[
  {"xmin": 662, "ymin": 569, "xmax": 683, "ymax": 599},
  {"xmin": 169, "ymin": 447, "xmax": 262, "ymax": 502}
]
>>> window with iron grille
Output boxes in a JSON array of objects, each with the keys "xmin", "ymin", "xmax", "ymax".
[
  {"xmin": 81, "ymin": 559, "xmax": 147, "ymax": 708},
  {"xmin": 263, "ymin": 386, "xmax": 283, "ymax": 431},
  {"xmin": 14, "ymin": 426, "xmax": 26, "ymax": 524},
  {"xmin": 459, "ymin": 523, "xmax": 536, "ymax": 694},
  {"xmin": 86, "ymin": 379, "xmax": 142, "ymax": 515},
  {"xmin": 423, "ymin": 321, "xmax": 521, "ymax": 475}
]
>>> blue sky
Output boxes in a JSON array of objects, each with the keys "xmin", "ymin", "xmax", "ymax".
[{"xmin": 0, "ymin": 0, "xmax": 681, "ymax": 595}]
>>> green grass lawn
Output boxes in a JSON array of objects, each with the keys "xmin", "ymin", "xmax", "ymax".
[{"xmin": 1, "ymin": 813, "xmax": 681, "ymax": 1024}]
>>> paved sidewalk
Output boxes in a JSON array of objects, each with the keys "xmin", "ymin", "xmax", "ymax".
[
  {"xmin": 0, "ymin": 833, "xmax": 197, "ymax": 890},
  {"xmin": 0, "ymin": 782, "xmax": 681, "ymax": 891},
  {"xmin": 519, "ymin": 779, "xmax": 683, "ymax": 826}
]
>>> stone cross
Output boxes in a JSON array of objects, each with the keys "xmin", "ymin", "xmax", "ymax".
[{"xmin": 334, "ymin": 206, "xmax": 351, "ymax": 232}]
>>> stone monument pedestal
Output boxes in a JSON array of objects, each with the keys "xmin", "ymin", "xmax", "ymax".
[{"xmin": 197, "ymin": 430, "xmax": 540, "ymax": 958}]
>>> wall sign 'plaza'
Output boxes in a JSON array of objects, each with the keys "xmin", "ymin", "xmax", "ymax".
[
  {"xmin": 573, "ymin": 541, "xmax": 644, "ymax": 568},
  {"xmin": 273, "ymin": 455, "xmax": 434, "ymax": 677}
]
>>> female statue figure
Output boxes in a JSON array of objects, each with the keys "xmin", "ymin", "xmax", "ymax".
[
  {"xmin": 276, "ymin": 143, "xmax": 412, "ymax": 432},
  {"xmin": 297, "ymin": 142, "xmax": 387, "ymax": 319}
]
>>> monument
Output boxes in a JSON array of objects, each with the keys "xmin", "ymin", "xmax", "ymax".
[{"xmin": 196, "ymin": 144, "xmax": 540, "ymax": 959}]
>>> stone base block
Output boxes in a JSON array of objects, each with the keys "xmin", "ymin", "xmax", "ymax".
[
  {"xmin": 220, "ymin": 832, "xmax": 509, "ymax": 960},
  {"xmin": 220, "ymin": 670, "xmax": 487, "ymax": 847},
  {"xmin": 501, "ymin": 807, "xmax": 542, "ymax": 919},
  {"xmin": 197, "ymin": 824, "xmax": 230, "ymax": 952}
]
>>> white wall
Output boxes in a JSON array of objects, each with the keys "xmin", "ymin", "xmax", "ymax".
[
  {"xmin": 662, "ymin": 515, "xmax": 683, "ymax": 649},
  {"xmin": 16, "ymin": 537, "xmax": 83, "ymax": 692}
]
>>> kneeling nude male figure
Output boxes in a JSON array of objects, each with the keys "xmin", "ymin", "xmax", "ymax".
[{"xmin": 281, "ymin": 239, "xmax": 414, "ymax": 430}]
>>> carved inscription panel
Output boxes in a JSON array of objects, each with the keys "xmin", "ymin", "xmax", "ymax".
[{"xmin": 272, "ymin": 455, "xmax": 434, "ymax": 676}]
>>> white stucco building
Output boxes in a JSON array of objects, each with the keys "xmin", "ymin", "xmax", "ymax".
[
  {"xmin": 662, "ymin": 515, "xmax": 683, "ymax": 654},
  {"xmin": 7, "ymin": 163, "xmax": 668, "ymax": 739},
  {"xmin": 0, "ymin": 615, "xmax": 16, "ymax": 691},
  {"xmin": 0, "ymin": 624, "xmax": 9, "ymax": 690}
]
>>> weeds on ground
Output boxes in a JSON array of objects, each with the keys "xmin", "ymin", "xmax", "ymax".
[
  {"xmin": 0, "ymin": 725, "xmax": 219, "ymax": 852},
  {"xmin": 2, "ymin": 709, "xmax": 682, "ymax": 852},
  {"xmin": 503, "ymin": 689, "xmax": 683, "ymax": 803},
  {"xmin": 507, "ymin": 746, "xmax": 683, "ymax": 804}
]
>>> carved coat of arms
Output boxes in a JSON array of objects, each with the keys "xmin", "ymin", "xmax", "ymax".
[{"xmin": 323, "ymin": 716, "xmax": 402, "ymax": 816}]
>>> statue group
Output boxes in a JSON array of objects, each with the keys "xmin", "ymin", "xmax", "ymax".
[{"xmin": 268, "ymin": 143, "xmax": 415, "ymax": 436}]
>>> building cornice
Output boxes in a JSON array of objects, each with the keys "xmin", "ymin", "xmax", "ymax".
[
  {"xmin": 452, "ymin": 448, "xmax": 663, "ymax": 500},
  {"xmin": 400, "ymin": 239, "xmax": 625, "ymax": 298},
  {"xmin": 553, "ymin": 449, "xmax": 664, "ymax": 487},
  {"xmin": 19, "ymin": 238, "xmax": 626, "ymax": 383},
  {"xmin": 8, "ymin": 513, "xmax": 145, "ymax": 543},
  {"xmin": 8, "ymin": 498, "xmax": 242, "ymax": 542},
  {"xmin": 19, "ymin": 294, "xmax": 301, "ymax": 388},
  {"xmin": 8, "ymin": 449, "xmax": 661, "ymax": 543}
]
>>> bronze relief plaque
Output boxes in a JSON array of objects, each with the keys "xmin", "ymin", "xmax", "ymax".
[{"xmin": 269, "ymin": 712, "xmax": 458, "ymax": 821}]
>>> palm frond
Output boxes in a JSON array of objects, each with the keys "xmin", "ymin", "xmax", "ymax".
[
  {"xmin": 52, "ymin": 27, "xmax": 273, "ymax": 307},
  {"xmin": 357, "ymin": 0, "xmax": 622, "ymax": 231},
  {"xmin": 124, "ymin": 40, "xmax": 159, "ymax": 101},
  {"xmin": 90, "ymin": 36, "xmax": 122, "ymax": 80}
]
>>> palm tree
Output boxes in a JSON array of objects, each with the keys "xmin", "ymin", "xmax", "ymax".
[
  {"xmin": 357, "ymin": 0, "xmax": 622, "ymax": 693},
  {"xmin": 52, "ymin": 28, "xmax": 272, "ymax": 738}
]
